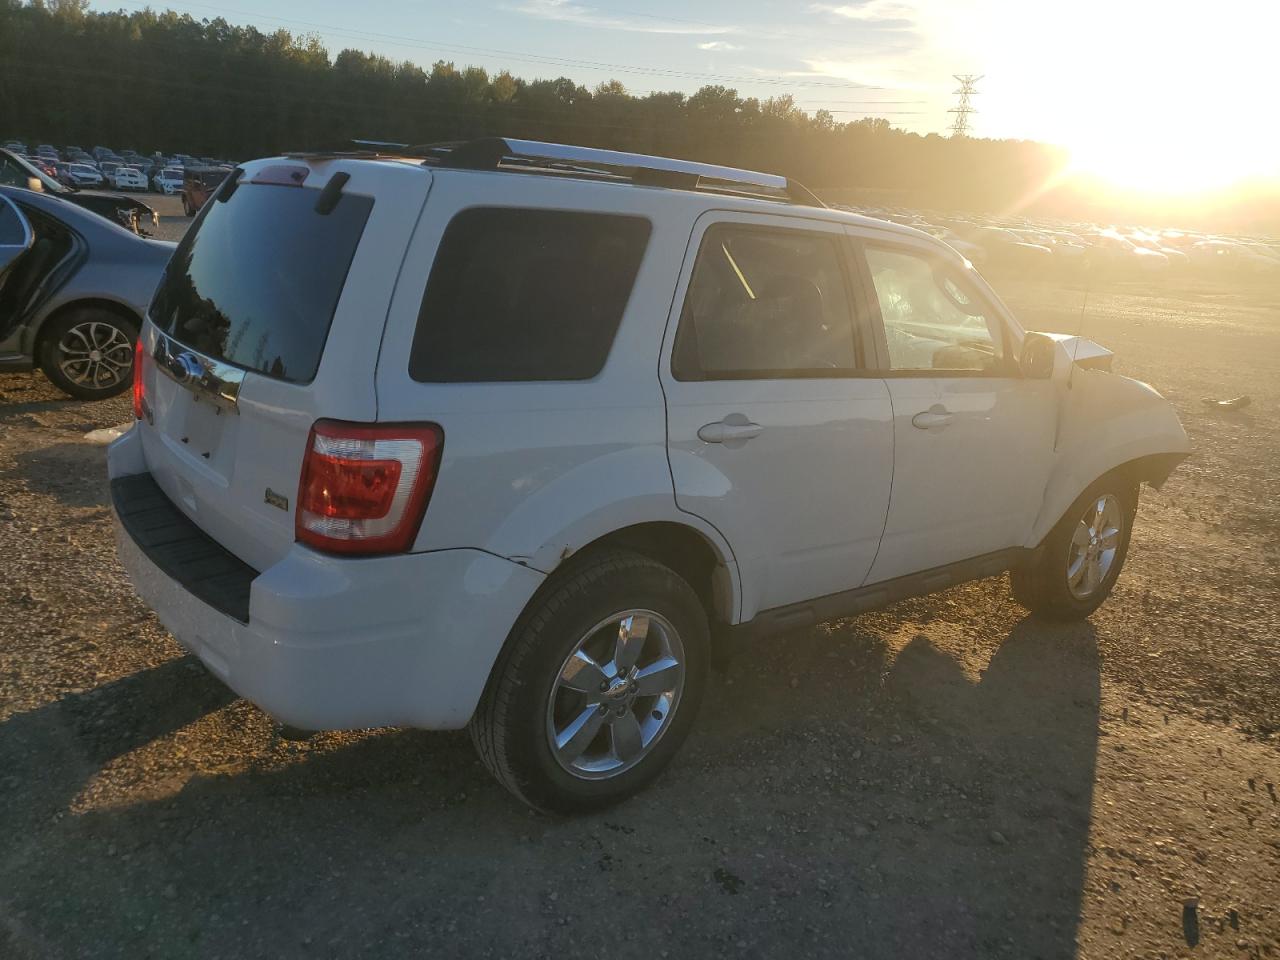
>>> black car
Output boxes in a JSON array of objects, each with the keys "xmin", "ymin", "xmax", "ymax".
[{"xmin": 0, "ymin": 148, "xmax": 159, "ymax": 235}]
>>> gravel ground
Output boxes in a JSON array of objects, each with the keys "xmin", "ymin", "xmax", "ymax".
[{"xmin": 0, "ymin": 254, "xmax": 1277, "ymax": 958}]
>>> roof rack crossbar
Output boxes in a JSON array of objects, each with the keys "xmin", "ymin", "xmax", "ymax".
[{"xmin": 430, "ymin": 137, "xmax": 822, "ymax": 207}]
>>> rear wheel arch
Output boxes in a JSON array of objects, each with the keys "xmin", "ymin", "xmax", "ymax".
[
  {"xmin": 33, "ymin": 297, "xmax": 142, "ymax": 355},
  {"xmin": 569, "ymin": 521, "xmax": 735, "ymax": 626}
]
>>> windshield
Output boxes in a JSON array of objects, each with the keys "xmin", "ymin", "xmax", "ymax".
[
  {"xmin": 162, "ymin": 169, "xmax": 181, "ymax": 178},
  {"xmin": 150, "ymin": 181, "xmax": 374, "ymax": 383}
]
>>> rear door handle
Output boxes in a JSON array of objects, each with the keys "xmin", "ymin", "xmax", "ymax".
[
  {"xmin": 911, "ymin": 405, "xmax": 954, "ymax": 430},
  {"xmin": 698, "ymin": 419, "xmax": 763, "ymax": 444}
]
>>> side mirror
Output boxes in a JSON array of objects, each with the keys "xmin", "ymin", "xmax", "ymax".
[{"xmin": 1020, "ymin": 333, "xmax": 1057, "ymax": 380}]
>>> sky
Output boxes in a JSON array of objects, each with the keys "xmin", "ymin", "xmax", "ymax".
[{"xmin": 89, "ymin": 0, "xmax": 1279, "ymax": 194}]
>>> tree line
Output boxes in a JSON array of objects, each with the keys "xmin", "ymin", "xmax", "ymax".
[{"xmin": 4, "ymin": 0, "xmax": 1271, "ymax": 230}]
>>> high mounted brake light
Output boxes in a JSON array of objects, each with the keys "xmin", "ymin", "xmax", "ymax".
[{"xmin": 295, "ymin": 420, "xmax": 444, "ymax": 556}]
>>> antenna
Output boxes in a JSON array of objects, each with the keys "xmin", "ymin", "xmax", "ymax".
[
  {"xmin": 948, "ymin": 74, "xmax": 983, "ymax": 137},
  {"xmin": 1068, "ymin": 258, "xmax": 1094, "ymax": 392}
]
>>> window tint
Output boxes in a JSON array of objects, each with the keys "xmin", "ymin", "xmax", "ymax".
[
  {"xmin": 409, "ymin": 208, "xmax": 651, "ymax": 383},
  {"xmin": 863, "ymin": 246, "xmax": 1006, "ymax": 373},
  {"xmin": 150, "ymin": 182, "xmax": 373, "ymax": 383},
  {"xmin": 672, "ymin": 224, "xmax": 857, "ymax": 380}
]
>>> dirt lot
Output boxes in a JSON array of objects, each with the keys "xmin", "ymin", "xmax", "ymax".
[{"xmin": 0, "ymin": 255, "xmax": 1277, "ymax": 959}]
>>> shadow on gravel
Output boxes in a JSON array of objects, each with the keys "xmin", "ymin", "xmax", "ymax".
[
  {"xmin": 7, "ymin": 441, "xmax": 109, "ymax": 508},
  {"xmin": 0, "ymin": 615, "xmax": 1100, "ymax": 960}
]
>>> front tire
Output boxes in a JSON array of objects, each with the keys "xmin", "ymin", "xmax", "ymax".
[
  {"xmin": 39, "ymin": 308, "xmax": 138, "ymax": 400},
  {"xmin": 1011, "ymin": 475, "xmax": 1139, "ymax": 621},
  {"xmin": 470, "ymin": 549, "xmax": 709, "ymax": 814}
]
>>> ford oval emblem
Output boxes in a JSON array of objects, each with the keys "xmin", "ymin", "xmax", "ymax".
[{"xmin": 175, "ymin": 351, "xmax": 204, "ymax": 384}]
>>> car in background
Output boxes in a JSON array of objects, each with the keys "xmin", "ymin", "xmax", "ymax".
[
  {"xmin": 112, "ymin": 166, "xmax": 148, "ymax": 191},
  {"xmin": 153, "ymin": 168, "xmax": 184, "ymax": 194},
  {"xmin": 0, "ymin": 184, "xmax": 174, "ymax": 399},
  {"xmin": 65, "ymin": 162, "xmax": 105, "ymax": 187},
  {"xmin": 0, "ymin": 148, "xmax": 159, "ymax": 235},
  {"xmin": 98, "ymin": 160, "xmax": 122, "ymax": 180},
  {"xmin": 27, "ymin": 157, "xmax": 58, "ymax": 179},
  {"xmin": 180, "ymin": 165, "xmax": 230, "ymax": 215},
  {"xmin": 3, "ymin": 140, "xmax": 26, "ymax": 153}
]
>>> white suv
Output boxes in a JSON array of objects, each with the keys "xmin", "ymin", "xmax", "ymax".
[{"xmin": 110, "ymin": 139, "xmax": 1190, "ymax": 812}]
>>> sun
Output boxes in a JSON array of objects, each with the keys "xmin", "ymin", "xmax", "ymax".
[{"xmin": 926, "ymin": 0, "xmax": 1280, "ymax": 197}]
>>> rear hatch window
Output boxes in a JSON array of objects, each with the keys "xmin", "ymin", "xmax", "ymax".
[{"xmin": 150, "ymin": 180, "xmax": 373, "ymax": 382}]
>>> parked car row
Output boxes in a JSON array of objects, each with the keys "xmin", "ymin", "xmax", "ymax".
[
  {"xmin": 2, "ymin": 138, "xmax": 234, "ymax": 195},
  {"xmin": 0, "ymin": 147, "xmax": 161, "ymax": 236},
  {"xmin": 838, "ymin": 204, "xmax": 1280, "ymax": 278}
]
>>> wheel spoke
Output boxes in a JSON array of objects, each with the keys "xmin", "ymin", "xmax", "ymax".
[
  {"xmin": 62, "ymin": 326, "xmax": 93, "ymax": 354},
  {"xmin": 1092, "ymin": 498, "xmax": 1107, "ymax": 533},
  {"xmin": 1067, "ymin": 553, "xmax": 1088, "ymax": 586},
  {"xmin": 609, "ymin": 711, "xmax": 644, "ymax": 762},
  {"xmin": 1071, "ymin": 522, "xmax": 1091, "ymax": 549},
  {"xmin": 1098, "ymin": 526, "xmax": 1120, "ymax": 550},
  {"xmin": 1084, "ymin": 557, "xmax": 1102, "ymax": 593},
  {"xmin": 559, "ymin": 650, "xmax": 608, "ymax": 694},
  {"xmin": 633, "ymin": 656, "xmax": 681, "ymax": 696},
  {"xmin": 555, "ymin": 705, "xmax": 606, "ymax": 763},
  {"xmin": 614, "ymin": 614, "xmax": 650, "ymax": 673}
]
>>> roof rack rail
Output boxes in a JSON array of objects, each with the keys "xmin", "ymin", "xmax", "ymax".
[{"xmin": 415, "ymin": 137, "xmax": 825, "ymax": 207}]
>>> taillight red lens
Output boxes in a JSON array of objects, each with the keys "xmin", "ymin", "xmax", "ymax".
[
  {"xmin": 295, "ymin": 420, "xmax": 444, "ymax": 555},
  {"xmin": 131, "ymin": 337, "xmax": 145, "ymax": 420}
]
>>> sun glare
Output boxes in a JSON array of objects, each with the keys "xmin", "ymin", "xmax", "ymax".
[{"xmin": 925, "ymin": 0, "xmax": 1279, "ymax": 197}]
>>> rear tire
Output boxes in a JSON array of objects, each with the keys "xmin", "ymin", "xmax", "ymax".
[
  {"xmin": 1011, "ymin": 475, "xmax": 1139, "ymax": 621},
  {"xmin": 470, "ymin": 549, "xmax": 709, "ymax": 814},
  {"xmin": 39, "ymin": 307, "xmax": 138, "ymax": 400}
]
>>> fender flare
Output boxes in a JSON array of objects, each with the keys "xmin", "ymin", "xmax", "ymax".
[{"xmin": 1027, "ymin": 370, "xmax": 1190, "ymax": 546}]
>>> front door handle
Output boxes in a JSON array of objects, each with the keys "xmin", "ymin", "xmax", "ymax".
[
  {"xmin": 911, "ymin": 405, "xmax": 954, "ymax": 430},
  {"xmin": 698, "ymin": 419, "xmax": 763, "ymax": 444}
]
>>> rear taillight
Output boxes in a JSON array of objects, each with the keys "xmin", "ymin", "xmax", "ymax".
[
  {"xmin": 131, "ymin": 338, "xmax": 145, "ymax": 420},
  {"xmin": 295, "ymin": 420, "xmax": 444, "ymax": 556}
]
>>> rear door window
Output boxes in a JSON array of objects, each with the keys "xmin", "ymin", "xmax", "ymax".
[
  {"xmin": 672, "ymin": 223, "xmax": 860, "ymax": 380},
  {"xmin": 408, "ymin": 207, "xmax": 651, "ymax": 382},
  {"xmin": 149, "ymin": 181, "xmax": 373, "ymax": 383}
]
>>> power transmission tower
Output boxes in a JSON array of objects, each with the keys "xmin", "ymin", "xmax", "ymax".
[{"xmin": 948, "ymin": 74, "xmax": 983, "ymax": 137}]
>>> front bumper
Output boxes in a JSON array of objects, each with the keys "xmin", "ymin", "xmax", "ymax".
[{"xmin": 108, "ymin": 427, "xmax": 545, "ymax": 730}]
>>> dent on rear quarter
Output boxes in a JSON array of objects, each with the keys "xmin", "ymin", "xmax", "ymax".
[{"xmin": 1029, "ymin": 369, "xmax": 1191, "ymax": 545}]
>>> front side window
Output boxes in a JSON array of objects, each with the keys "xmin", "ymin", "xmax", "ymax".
[
  {"xmin": 672, "ymin": 223, "xmax": 858, "ymax": 380},
  {"xmin": 863, "ymin": 246, "xmax": 1007, "ymax": 373},
  {"xmin": 409, "ymin": 207, "xmax": 651, "ymax": 383}
]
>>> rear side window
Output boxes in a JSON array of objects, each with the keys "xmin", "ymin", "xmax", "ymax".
[
  {"xmin": 409, "ymin": 208, "xmax": 651, "ymax": 383},
  {"xmin": 150, "ymin": 182, "xmax": 373, "ymax": 383}
]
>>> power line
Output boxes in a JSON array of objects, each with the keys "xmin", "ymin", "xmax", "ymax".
[{"xmin": 948, "ymin": 74, "xmax": 982, "ymax": 138}]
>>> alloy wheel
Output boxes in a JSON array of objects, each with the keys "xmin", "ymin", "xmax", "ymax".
[
  {"xmin": 546, "ymin": 610, "xmax": 686, "ymax": 780},
  {"xmin": 1066, "ymin": 493, "xmax": 1123, "ymax": 599},
  {"xmin": 57, "ymin": 320, "xmax": 133, "ymax": 390}
]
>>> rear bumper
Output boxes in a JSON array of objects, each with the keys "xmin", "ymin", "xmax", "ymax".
[{"xmin": 108, "ymin": 427, "xmax": 545, "ymax": 730}]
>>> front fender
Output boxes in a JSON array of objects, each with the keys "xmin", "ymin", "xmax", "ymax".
[{"xmin": 1028, "ymin": 370, "xmax": 1190, "ymax": 544}]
